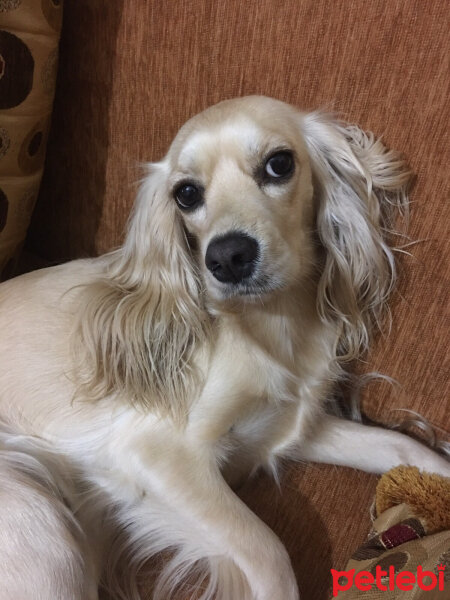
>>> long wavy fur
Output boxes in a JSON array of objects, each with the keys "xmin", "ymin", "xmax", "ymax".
[
  {"xmin": 303, "ymin": 112, "xmax": 411, "ymax": 360},
  {"xmin": 74, "ymin": 163, "xmax": 210, "ymax": 424}
]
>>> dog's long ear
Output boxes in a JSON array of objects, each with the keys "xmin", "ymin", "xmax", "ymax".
[
  {"xmin": 75, "ymin": 162, "xmax": 208, "ymax": 423},
  {"xmin": 302, "ymin": 113, "xmax": 411, "ymax": 360}
]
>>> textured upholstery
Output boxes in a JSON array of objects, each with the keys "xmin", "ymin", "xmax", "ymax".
[{"xmin": 25, "ymin": 1, "xmax": 449, "ymax": 597}]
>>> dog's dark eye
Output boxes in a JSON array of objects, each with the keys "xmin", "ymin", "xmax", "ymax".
[
  {"xmin": 264, "ymin": 151, "xmax": 294, "ymax": 180},
  {"xmin": 174, "ymin": 183, "xmax": 203, "ymax": 210}
]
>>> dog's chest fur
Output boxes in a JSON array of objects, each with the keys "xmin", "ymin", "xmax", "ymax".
[{"xmin": 189, "ymin": 299, "xmax": 334, "ymax": 482}]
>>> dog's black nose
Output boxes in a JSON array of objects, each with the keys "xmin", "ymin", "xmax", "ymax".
[{"xmin": 205, "ymin": 233, "xmax": 259, "ymax": 284}]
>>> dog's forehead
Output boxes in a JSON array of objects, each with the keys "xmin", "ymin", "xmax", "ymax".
[
  {"xmin": 175, "ymin": 119, "xmax": 266, "ymax": 169},
  {"xmin": 169, "ymin": 98, "xmax": 302, "ymax": 172}
]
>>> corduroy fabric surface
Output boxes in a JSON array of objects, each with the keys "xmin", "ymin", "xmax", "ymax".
[{"xmin": 25, "ymin": 1, "xmax": 449, "ymax": 598}]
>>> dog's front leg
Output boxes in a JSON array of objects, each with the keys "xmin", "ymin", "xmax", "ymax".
[
  {"xmin": 296, "ymin": 415, "xmax": 450, "ymax": 476},
  {"xmin": 120, "ymin": 440, "xmax": 299, "ymax": 600}
]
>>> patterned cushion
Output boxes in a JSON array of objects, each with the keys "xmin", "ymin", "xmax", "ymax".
[
  {"xmin": 0, "ymin": 0, "xmax": 62, "ymax": 280},
  {"xmin": 335, "ymin": 467, "xmax": 450, "ymax": 598}
]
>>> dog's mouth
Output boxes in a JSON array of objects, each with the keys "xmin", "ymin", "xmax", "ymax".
[{"xmin": 209, "ymin": 273, "xmax": 285, "ymax": 302}]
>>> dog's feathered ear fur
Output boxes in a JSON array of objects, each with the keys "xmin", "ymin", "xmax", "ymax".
[
  {"xmin": 75, "ymin": 162, "xmax": 208, "ymax": 423},
  {"xmin": 302, "ymin": 113, "xmax": 411, "ymax": 360}
]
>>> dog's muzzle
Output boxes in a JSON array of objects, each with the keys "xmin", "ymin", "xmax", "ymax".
[{"xmin": 205, "ymin": 232, "xmax": 259, "ymax": 284}]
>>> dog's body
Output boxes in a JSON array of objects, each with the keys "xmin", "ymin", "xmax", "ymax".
[{"xmin": 0, "ymin": 97, "xmax": 448, "ymax": 600}]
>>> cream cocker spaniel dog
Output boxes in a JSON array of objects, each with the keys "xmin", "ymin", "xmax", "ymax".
[{"xmin": 0, "ymin": 96, "xmax": 448, "ymax": 600}]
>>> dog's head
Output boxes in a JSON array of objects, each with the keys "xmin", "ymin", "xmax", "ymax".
[
  {"xmin": 164, "ymin": 97, "xmax": 315, "ymax": 304},
  {"xmin": 127, "ymin": 96, "xmax": 409, "ymax": 326},
  {"xmin": 82, "ymin": 97, "xmax": 410, "ymax": 420}
]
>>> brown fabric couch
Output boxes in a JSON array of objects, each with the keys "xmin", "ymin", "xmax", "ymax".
[{"xmin": 25, "ymin": 1, "xmax": 449, "ymax": 598}]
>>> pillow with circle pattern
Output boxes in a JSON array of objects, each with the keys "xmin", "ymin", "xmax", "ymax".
[{"xmin": 0, "ymin": 0, "xmax": 62, "ymax": 280}]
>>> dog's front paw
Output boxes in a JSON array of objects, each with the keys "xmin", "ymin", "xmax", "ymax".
[
  {"xmin": 250, "ymin": 543, "xmax": 299, "ymax": 600},
  {"xmin": 395, "ymin": 437, "xmax": 450, "ymax": 478}
]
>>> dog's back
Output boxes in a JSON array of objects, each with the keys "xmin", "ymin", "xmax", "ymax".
[{"xmin": 0, "ymin": 423, "xmax": 99, "ymax": 600}]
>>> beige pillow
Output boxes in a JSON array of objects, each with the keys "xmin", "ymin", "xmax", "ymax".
[{"xmin": 0, "ymin": 0, "xmax": 62, "ymax": 279}]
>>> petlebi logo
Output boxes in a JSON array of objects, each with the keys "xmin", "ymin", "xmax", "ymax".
[{"xmin": 331, "ymin": 563, "xmax": 446, "ymax": 596}]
